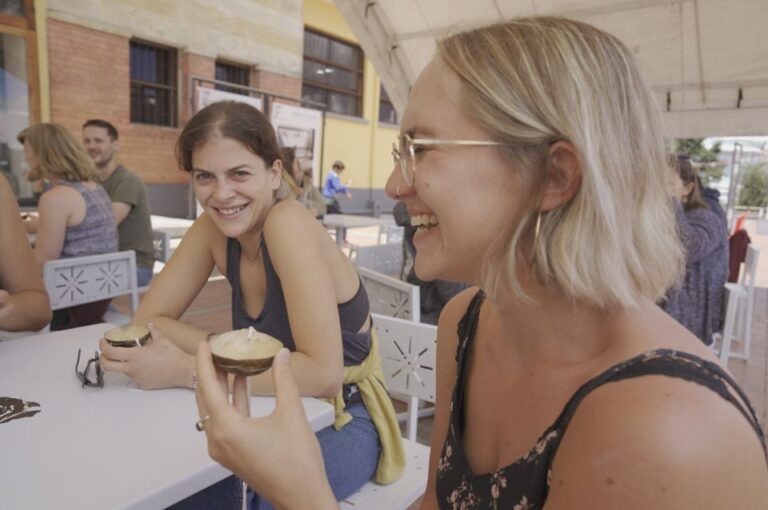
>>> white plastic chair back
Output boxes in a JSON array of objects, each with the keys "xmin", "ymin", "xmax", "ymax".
[
  {"xmin": 43, "ymin": 250, "xmax": 139, "ymax": 318},
  {"xmin": 378, "ymin": 224, "xmax": 404, "ymax": 245},
  {"xmin": 339, "ymin": 314, "xmax": 434, "ymax": 510},
  {"xmin": 359, "ymin": 267, "xmax": 420, "ymax": 322},
  {"xmin": 353, "ymin": 242, "xmax": 403, "ymax": 277},
  {"xmin": 373, "ymin": 313, "xmax": 437, "ymax": 441},
  {"xmin": 152, "ymin": 229, "xmax": 171, "ymax": 263},
  {"xmin": 716, "ymin": 246, "xmax": 760, "ymax": 363}
]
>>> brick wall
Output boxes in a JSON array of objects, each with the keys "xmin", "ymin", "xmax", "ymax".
[
  {"xmin": 252, "ymin": 68, "xmax": 302, "ymax": 100},
  {"xmin": 47, "ymin": 18, "xmax": 303, "ymax": 211}
]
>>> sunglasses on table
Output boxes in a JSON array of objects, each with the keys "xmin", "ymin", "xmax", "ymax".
[{"xmin": 75, "ymin": 349, "xmax": 104, "ymax": 388}]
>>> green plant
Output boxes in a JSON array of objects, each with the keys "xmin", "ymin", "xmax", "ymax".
[
  {"xmin": 674, "ymin": 138, "xmax": 724, "ymax": 186},
  {"xmin": 737, "ymin": 163, "xmax": 768, "ymax": 208}
]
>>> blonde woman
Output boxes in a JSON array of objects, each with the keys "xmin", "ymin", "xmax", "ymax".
[
  {"xmin": 19, "ymin": 123, "xmax": 117, "ymax": 330},
  {"xmin": 194, "ymin": 17, "xmax": 767, "ymax": 510}
]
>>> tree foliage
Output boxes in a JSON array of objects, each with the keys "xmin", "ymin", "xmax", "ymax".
[
  {"xmin": 674, "ymin": 138, "xmax": 725, "ymax": 185},
  {"xmin": 737, "ymin": 163, "xmax": 768, "ymax": 208}
]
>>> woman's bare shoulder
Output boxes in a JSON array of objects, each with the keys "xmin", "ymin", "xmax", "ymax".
[{"xmin": 545, "ymin": 367, "xmax": 767, "ymax": 509}]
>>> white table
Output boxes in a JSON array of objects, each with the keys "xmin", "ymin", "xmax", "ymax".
[
  {"xmin": 0, "ymin": 323, "xmax": 335, "ymax": 509},
  {"xmin": 151, "ymin": 215, "xmax": 195, "ymax": 238},
  {"xmin": 322, "ymin": 214, "xmax": 395, "ymax": 247}
]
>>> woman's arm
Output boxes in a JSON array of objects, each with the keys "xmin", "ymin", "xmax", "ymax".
[
  {"xmin": 99, "ymin": 215, "xmax": 219, "ymax": 389},
  {"xmin": 245, "ymin": 202, "xmax": 346, "ymax": 398},
  {"xmin": 419, "ymin": 288, "xmax": 475, "ymax": 510},
  {"xmin": 133, "ymin": 216, "xmax": 219, "ymax": 351},
  {"xmin": 196, "ymin": 343, "xmax": 338, "ymax": 510},
  {"xmin": 0, "ymin": 178, "xmax": 50, "ymax": 331},
  {"xmin": 32, "ymin": 187, "xmax": 71, "ymax": 268},
  {"xmin": 544, "ymin": 373, "xmax": 768, "ymax": 509},
  {"xmin": 675, "ymin": 204, "xmax": 727, "ymax": 264}
]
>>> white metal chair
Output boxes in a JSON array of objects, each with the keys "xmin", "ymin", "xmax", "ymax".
[
  {"xmin": 713, "ymin": 246, "xmax": 760, "ymax": 364},
  {"xmin": 152, "ymin": 229, "xmax": 172, "ymax": 263},
  {"xmin": 378, "ymin": 224, "xmax": 404, "ymax": 245},
  {"xmin": 138, "ymin": 230, "xmax": 172, "ymax": 294},
  {"xmin": 352, "ymin": 242, "xmax": 403, "ymax": 277},
  {"xmin": 43, "ymin": 250, "xmax": 139, "ymax": 327},
  {"xmin": 340, "ymin": 313, "xmax": 435, "ymax": 510},
  {"xmin": 359, "ymin": 267, "xmax": 420, "ymax": 323}
]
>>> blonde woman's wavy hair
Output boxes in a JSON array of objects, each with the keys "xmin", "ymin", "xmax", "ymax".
[
  {"xmin": 438, "ymin": 17, "xmax": 684, "ymax": 309},
  {"xmin": 17, "ymin": 123, "xmax": 97, "ymax": 183}
]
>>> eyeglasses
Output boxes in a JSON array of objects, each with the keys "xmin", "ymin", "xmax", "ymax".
[
  {"xmin": 392, "ymin": 133, "xmax": 503, "ymax": 187},
  {"xmin": 75, "ymin": 349, "xmax": 104, "ymax": 388}
]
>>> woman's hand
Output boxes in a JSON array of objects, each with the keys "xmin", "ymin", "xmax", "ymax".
[
  {"xmin": 0, "ymin": 290, "xmax": 15, "ymax": 321},
  {"xmin": 195, "ymin": 343, "xmax": 338, "ymax": 510},
  {"xmin": 99, "ymin": 324, "xmax": 194, "ymax": 389}
]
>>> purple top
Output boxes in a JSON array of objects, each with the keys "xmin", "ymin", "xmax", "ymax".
[{"xmin": 58, "ymin": 181, "xmax": 118, "ymax": 259}]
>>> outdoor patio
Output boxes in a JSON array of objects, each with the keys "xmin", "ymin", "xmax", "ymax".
[{"xmin": 114, "ymin": 218, "xmax": 768, "ymax": 441}]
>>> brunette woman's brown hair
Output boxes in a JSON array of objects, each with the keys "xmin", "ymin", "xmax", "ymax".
[
  {"xmin": 176, "ymin": 101, "xmax": 297, "ymax": 199},
  {"xmin": 674, "ymin": 154, "xmax": 709, "ymax": 212}
]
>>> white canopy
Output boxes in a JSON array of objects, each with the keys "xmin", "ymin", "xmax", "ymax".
[{"xmin": 335, "ymin": 0, "xmax": 768, "ymax": 138}]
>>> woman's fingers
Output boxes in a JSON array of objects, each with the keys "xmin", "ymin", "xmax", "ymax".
[
  {"xmin": 232, "ymin": 375, "xmax": 251, "ymax": 417},
  {"xmin": 195, "ymin": 341, "xmax": 231, "ymax": 420},
  {"xmin": 271, "ymin": 349, "xmax": 306, "ymax": 421}
]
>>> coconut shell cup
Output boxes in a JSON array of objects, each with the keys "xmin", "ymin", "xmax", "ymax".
[
  {"xmin": 103, "ymin": 326, "xmax": 151, "ymax": 348},
  {"xmin": 209, "ymin": 330, "xmax": 284, "ymax": 376}
]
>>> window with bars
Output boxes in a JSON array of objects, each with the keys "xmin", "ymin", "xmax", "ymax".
[
  {"xmin": 130, "ymin": 40, "xmax": 177, "ymax": 127},
  {"xmin": 302, "ymin": 28, "xmax": 363, "ymax": 117},
  {"xmin": 379, "ymin": 84, "xmax": 397, "ymax": 125},
  {"xmin": 215, "ymin": 61, "xmax": 250, "ymax": 95}
]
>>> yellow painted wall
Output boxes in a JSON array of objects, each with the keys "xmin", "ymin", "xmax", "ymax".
[
  {"xmin": 303, "ymin": 0, "xmax": 398, "ymax": 192},
  {"xmin": 35, "ymin": 0, "xmax": 49, "ymax": 121}
]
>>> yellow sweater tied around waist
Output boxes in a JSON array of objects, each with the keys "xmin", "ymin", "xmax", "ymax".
[{"xmin": 326, "ymin": 329, "xmax": 405, "ymax": 484}]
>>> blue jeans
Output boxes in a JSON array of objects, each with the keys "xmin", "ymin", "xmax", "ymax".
[
  {"xmin": 170, "ymin": 402, "xmax": 380, "ymax": 510},
  {"xmin": 137, "ymin": 266, "xmax": 154, "ymax": 287},
  {"xmin": 249, "ymin": 402, "xmax": 381, "ymax": 509}
]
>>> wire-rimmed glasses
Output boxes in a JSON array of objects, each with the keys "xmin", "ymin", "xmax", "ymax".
[
  {"xmin": 391, "ymin": 133, "xmax": 503, "ymax": 187},
  {"xmin": 75, "ymin": 349, "xmax": 104, "ymax": 388}
]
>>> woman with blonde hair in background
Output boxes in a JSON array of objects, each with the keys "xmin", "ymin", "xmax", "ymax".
[
  {"xmin": 194, "ymin": 17, "xmax": 767, "ymax": 510},
  {"xmin": 19, "ymin": 123, "xmax": 117, "ymax": 330}
]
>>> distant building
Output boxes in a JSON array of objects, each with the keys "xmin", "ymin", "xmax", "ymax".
[{"xmin": 1, "ymin": 0, "xmax": 400, "ymax": 216}]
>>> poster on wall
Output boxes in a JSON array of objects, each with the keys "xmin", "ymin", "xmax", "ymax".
[
  {"xmin": 194, "ymin": 87, "xmax": 264, "ymax": 216},
  {"xmin": 270, "ymin": 102, "xmax": 323, "ymax": 187},
  {"xmin": 196, "ymin": 87, "xmax": 263, "ymax": 112}
]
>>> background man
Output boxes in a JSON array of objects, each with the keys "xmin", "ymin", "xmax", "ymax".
[
  {"xmin": 322, "ymin": 159, "xmax": 351, "ymax": 215},
  {"xmin": 82, "ymin": 119, "xmax": 154, "ymax": 286}
]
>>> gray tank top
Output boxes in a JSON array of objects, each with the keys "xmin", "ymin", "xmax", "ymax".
[
  {"xmin": 226, "ymin": 237, "xmax": 372, "ymax": 366},
  {"xmin": 58, "ymin": 181, "xmax": 118, "ymax": 258}
]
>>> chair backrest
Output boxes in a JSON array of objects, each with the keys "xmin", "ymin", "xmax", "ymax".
[
  {"xmin": 43, "ymin": 250, "xmax": 138, "ymax": 315},
  {"xmin": 378, "ymin": 224, "xmax": 404, "ymax": 245},
  {"xmin": 152, "ymin": 229, "xmax": 171, "ymax": 263},
  {"xmin": 359, "ymin": 267, "xmax": 420, "ymax": 322},
  {"xmin": 742, "ymin": 245, "xmax": 759, "ymax": 292},
  {"xmin": 373, "ymin": 313, "xmax": 437, "ymax": 441},
  {"xmin": 354, "ymin": 242, "xmax": 403, "ymax": 277}
]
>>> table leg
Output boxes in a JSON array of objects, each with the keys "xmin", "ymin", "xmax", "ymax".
[{"xmin": 335, "ymin": 227, "xmax": 344, "ymax": 247}]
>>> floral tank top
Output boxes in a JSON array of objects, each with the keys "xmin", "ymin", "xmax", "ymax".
[{"xmin": 435, "ymin": 290, "xmax": 766, "ymax": 509}]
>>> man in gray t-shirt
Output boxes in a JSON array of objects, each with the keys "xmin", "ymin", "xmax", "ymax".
[{"xmin": 83, "ymin": 119, "xmax": 154, "ymax": 287}]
